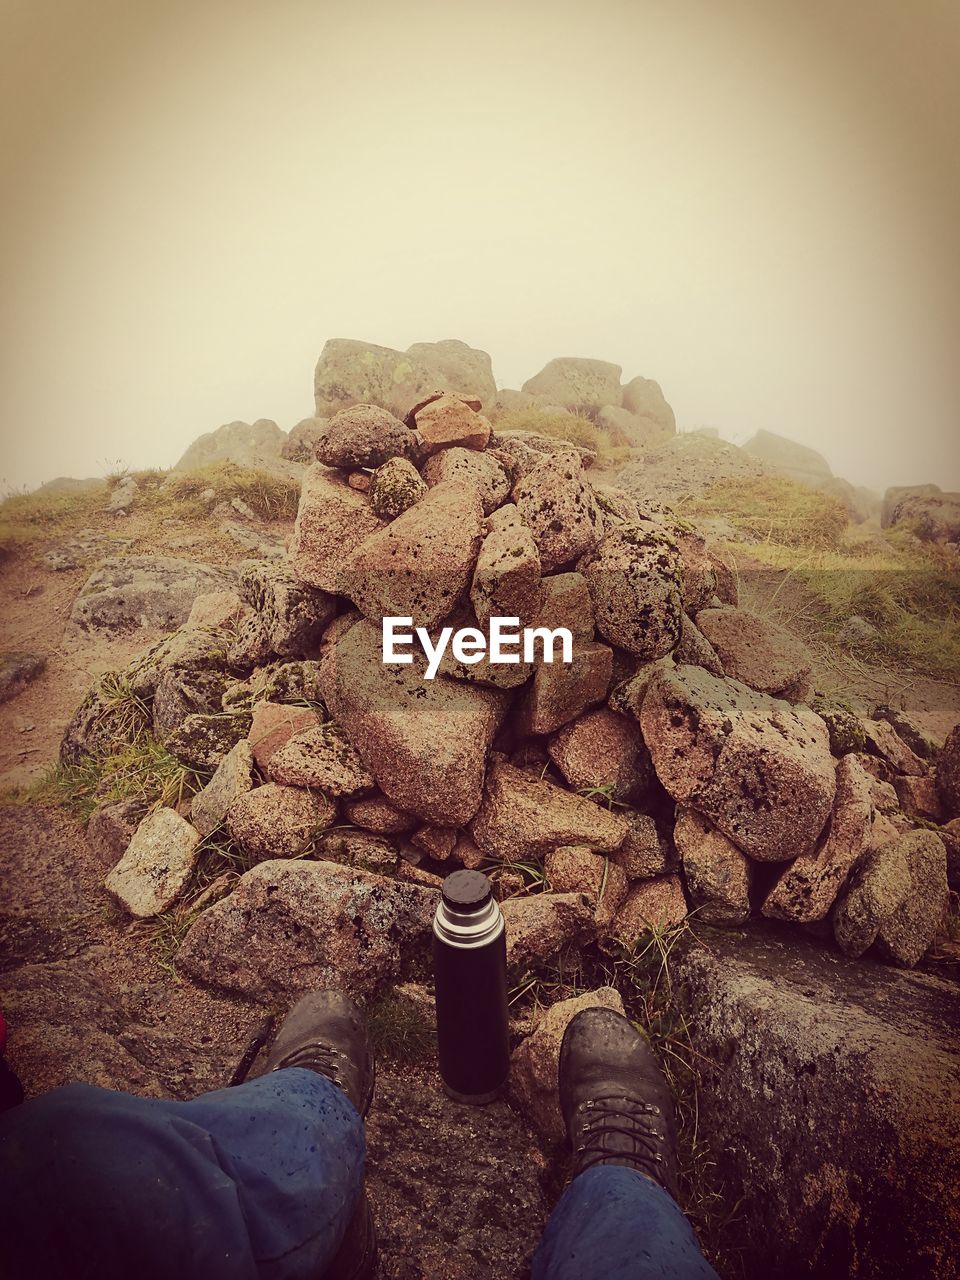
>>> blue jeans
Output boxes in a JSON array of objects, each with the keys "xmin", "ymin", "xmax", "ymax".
[{"xmin": 0, "ymin": 1073, "xmax": 718, "ymax": 1279}]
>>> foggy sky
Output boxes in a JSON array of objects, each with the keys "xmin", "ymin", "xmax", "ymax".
[{"xmin": 1, "ymin": 0, "xmax": 958, "ymax": 497}]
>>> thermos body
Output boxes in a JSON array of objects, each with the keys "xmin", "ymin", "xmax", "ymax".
[{"xmin": 432, "ymin": 871, "xmax": 510, "ymax": 1103}]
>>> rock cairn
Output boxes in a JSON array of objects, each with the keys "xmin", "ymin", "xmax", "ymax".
[{"xmin": 65, "ymin": 391, "xmax": 955, "ymax": 1000}]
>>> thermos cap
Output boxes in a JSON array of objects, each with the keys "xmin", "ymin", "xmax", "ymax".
[{"xmin": 441, "ymin": 869, "xmax": 492, "ymax": 914}]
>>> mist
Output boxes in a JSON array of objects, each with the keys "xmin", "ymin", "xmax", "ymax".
[{"xmin": 1, "ymin": 0, "xmax": 958, "ymax": 497}]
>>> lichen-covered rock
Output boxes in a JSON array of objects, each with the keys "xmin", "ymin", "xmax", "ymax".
[
  {"xmin": 679, "ymin": 928, "xmax": 960, "ymax": 1280},
  {"xmin": 227, "ymin": 782, "xmax": 335, "ymax": 860},
  {"xmin": 343, "ymin": 793, "xmax": 416, "ymax": 835},
  {"xmin": 60, "ymin": 679, "xmax": 149, "ymax": 764},
  {"xmin": 695, "ymin": 607, "xmax": 813, "ymax": 703},
  {"xmin": 152, "ymin": 667, "xmax": 229, "ymax": 739},
  {"xmin": 675, "ymin": 809, "xmax": 751, "ymax": 926},
  {"xmin": 368, "ymin": 457, "xmax": 427, "ymax": 520},
  {"xmin": 238, "ymin": 560, "xmax": 336, "ymax": 658},
  {"xmin": 612, "ymin": 875, "xmax": 687, "ymax": 942},
  {"xmin": 185, "ymin": 591, "xmax": 245, "ymax": 630},
  {"xmin": 267, "ymin": 722, "xmax": 375, "ymax": 797},
  {"xmin": 500, "ymin": 892, "xmax": 595, "ymax": 975},
  {"xmin": 936, "ymin": 725, "xmax": 960, "ymax": 818},
  {"xmin": 862, "ymin": 718, "xmax": 928, "ymax": 777},
  {"xmin": 547, "ymin": 708, "xmax": 653, "ymax": 805},
  {"xmin": 69, "ymin": 556, "xmax": 235, "ymax": 635},
  {"xmin": 164, "ymin": 711, "xmax": 252, "ymax": 771},
  {"xmin": 251, "ymin": 660, "xmax": 325, "ymax": 708},
  {"xmin": 579, "ymin": 523, "xmax": 683, "ymax": 660},
  {"xmin": 410, "ymin": 825, "xmax": 457, "ymax": 862},
  {"xmin": 104, "ymin": 808, "xmax": 201, "ymax": 918},
  {"xmin": 470, "ymin": 504, "xmax": 542, "ymax": 627},
  {"xmin": 673, "ymin": 614, "xmax": 723, "ymax": 676},
  {"xmin": 288, "ymin": 464, "xmax": 385, "ymax": 593},
  {"xmin": 641, "ymin": 664, "xmax": 836, "ymax": 862},
  {"xmin": 516, "ymin": 641, "xmax": 612, "ymax": 736},
  {"xmin": 409, "ymin": 394, "xmax": 491, "ymax": 454},
  {"xmin": 190, "ymin": 740, "xmax": 255, "ymax": 837},
  {"xmin": 511, "ymin": 987, "xmax": 625, "ymax": 1142},
  {"xmin": 533, "ymin": 572, "xmax": 595, "ymax": 641},
  {"xmin": 341, "ymin": 481, "xmax": 484, "ymax": 629},
  {"xmin": 421, "ymin": 448, "xmax": 511, "ymax": 514},
  {"xmin": 321, "ymin": 620, "xmax": 508, "ymax": 826},
  {"xmin": 405, "ymin": 338, "xmax": 497, "ymax": 407},
  {"xmin": 612, "ymin": 813, "xmax": 674, "ymax": 880},
  {"xmin": 762, "ymin": 754, "xmax": 876, "ymax": 923},
  {"xmin": 314, "ymin": 404, "xmax": 414, "ymax": 469},
  {"xmin": 521, "ymin": 357, "xmax": 622, "ymax": 414},
  {"xmin": 177, "ymin": 858, "xmax": 437, "ymax": 1000},
  {"xmin": 894, "ymin": 775, "xmax": 944, "ymax": 823},
  {"xmin": 282, "ymin": 416, "xmax": 327, "ymax": 462},
  {"xmin": 544, "ymin": 846, "xmax": 628, "ymax": 930},
  {"xmin": 227, "ymin": 611, "xmax": 274, "ymax": 670},
  {"xmin": 833, "ymin": 829, "xmax": 948, "ymax": 967},
  {"xmin": 513, "ymin": 452, "xmax": 603, "ymax": 573},
  {"xmin": 809, "ymin": 697, "xmax": 867, "ymax": 756},
  {"xmin": 247, "ymin": 701, "xmax": 322, "ymax": 768},
  {"xmin": 872, "ymin": 705, "xmax": 940, "ymax": 762},
  {"xmin": 471, "ymin": 759, "xmax": 628, "ymax": 860}
]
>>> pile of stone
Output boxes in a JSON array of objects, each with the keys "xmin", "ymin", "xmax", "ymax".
[{"xmin": 66, "ymin": 389, "xmax": 956, "ymax": 1004}]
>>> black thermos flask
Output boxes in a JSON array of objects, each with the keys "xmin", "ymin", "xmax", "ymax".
[{"xmin": 432, "ymin": 870, "xmax": 510, "ymax": 1103}]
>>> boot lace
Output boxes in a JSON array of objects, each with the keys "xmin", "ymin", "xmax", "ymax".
[
  {"xmin": 573, "ymin": 1094, "xmax": 667, "ymax": 1180},
  {"xmin": 271, "ymin": 1042, "xmax": 348, "ymax": 1089}
]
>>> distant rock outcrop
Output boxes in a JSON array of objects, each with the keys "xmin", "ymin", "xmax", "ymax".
[
  {"xmin": 883, "ymin": 484, "xmax": 960, "ymax": 543},
  {"xmin": 743, "ymin": 428, "xmax": 833, "ymax": 486},
  {"xmin": 521, "ymin": 357, "xmax": 623, "ymax": 415},
  {"xmin": 174, "ymin": 419, "xmax": 291, "ymax": 475},
  {"xmin": 314, "ymin": 338, "xmax": 496, "ymax": 419}
]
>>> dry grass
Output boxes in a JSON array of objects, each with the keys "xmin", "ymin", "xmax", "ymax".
[
  {"xmin": 0, "ymin": 482, "xmax": 109, "ymax": 555},
  {"xmin": 157, "ymin": 463, "xmax": 300, "ymax": 520},
  {"xmin": 679, "ymin": 475, "xmax": 848, "ymax": 550},
  {"xmin": 496, "ymin": 408, "xmax": 632, "ymax": 464}
]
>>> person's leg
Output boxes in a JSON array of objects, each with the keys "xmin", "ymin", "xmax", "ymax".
[
  {"xmin": 532, "ymin": 1165, "xmax": 719, "ymax": 1280},
  {"xmin": 532, "ymin": 1007, "xmax": 719, "ymax": 1280},
  {"xmin": 0, "ymin": 1065, "xmax": 363, "ymax": 1280}
]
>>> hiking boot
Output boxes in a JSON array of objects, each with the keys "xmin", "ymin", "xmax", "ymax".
[
  {"xmin": 260, "ymin": 990, "xmax": 375, "ymax": 1117},
  {"xmin": 260, "ymin": 991, "xmax": 378, "ymax": 1280},
  {"xmin": 559, "ymin": 1006, "xmax": 679, "ymax": 1200}
]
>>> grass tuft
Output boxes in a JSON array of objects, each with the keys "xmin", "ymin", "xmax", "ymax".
[
  {"xmin": 680, "ymin": 476, "xmax": 848, "ymax": 549},
  {"xmin": 496, "ymin": 409, "xmax": 632, "ymax": 464},
  {"xmin": 158, "ymin": 463, "xmax": 300, "ymax": 520},
  {"xmin": 31, "ymin": 740, "xmax": 206, "ymax": 822}
]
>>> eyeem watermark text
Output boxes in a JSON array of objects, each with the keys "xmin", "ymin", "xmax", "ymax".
[{"xmin": 383, "ymin": 616, "xmax": 573, "ymax": 680}]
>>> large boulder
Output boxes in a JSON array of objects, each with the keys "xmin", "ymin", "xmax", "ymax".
[
  {"xmin": 341, "ymin": 480, "xmax": 484, "ymax": 629},
  {"xmin": 640, "ymin": 664, "xmax": 836, "ymax": 862},
  {"xmin": 470, "ymin": 759, "xmax": 628, "ymax": 860},
  {"xmin": 680, "ymin": 927, "xmax": 960, "ymax": 1279},
  {"xmin": 762, "ymin": 754, "xmax": 875, "ymax": 923},
  {"xmin": 69, "ymin": 557, "xmax": 236, "ymax": 635},
  {"xmin": 287, "ymin": 464, "xmax": 385, "ymax": 593},
  {"xmin": 104, "ymin": 809, "xmax": 201, "ymax": 918},
  {"xmin": 177, "ymin": 859, "xmax": 437, "ymax": 1000},
  {"xmin": 314, "ymin": 404, "xmax": 415, "ymax": 470},
  {"xmin": 405, "ymin": 339, "xmax": 497, "ymax": 408},
  {"xmin": 619, "ymin": 376, "xmax": 676, "ymax": 437},
  {"xmin": 321, "ymin": 620, "xmax": 508, "ymax": 826},
  {"xmin": 513, "ymin": 452, "xmax": 604, "ymax": 572},
  {"xmin": 883, "ymin": 484, "xmax": 960, "ymax": 543},
  {"xmin": 174, "ymin": 419, "xmax": 290, "ymax": 474},
  {"xmin": 833, "ymin": 829, "xmax": 948, "ymax": 967},
  {"xmin": 695, "ymin": 606, "xmax": 813, "ymax": 704},
  {"xmin": 421, "ymin": 447, "xmax": 511, "ymax": 515},
  {"xmin": 226, "ymin": 783, "xmax": 336, "ymax": 860},
  {"xmin": 579, "ymin": 523, "xmax": 683, "ymax": 660},
  {"xmin": 547, "ymin": 707, "xmax": 653, "ymax": 805},
  {"xmin": 521, "ymin": 357, "xmax": 622, "ymax": 414}
]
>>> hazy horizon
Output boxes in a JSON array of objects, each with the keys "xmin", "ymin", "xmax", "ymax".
[{"xmin": 2, "ymin": 0, "xmax": 958, "ymax": 498}]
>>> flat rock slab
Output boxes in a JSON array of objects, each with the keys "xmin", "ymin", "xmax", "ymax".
[
  {"xmin": 680, "ymin": 926, "xmax": 960, "ymax": 1279},
  {"xmin": 69, "ymin": 556, "xmax": 236, "ymax": 635},
  {"xmin": 365, "ymin": 1065, "xmax": 549, "ymax": 1279}
]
